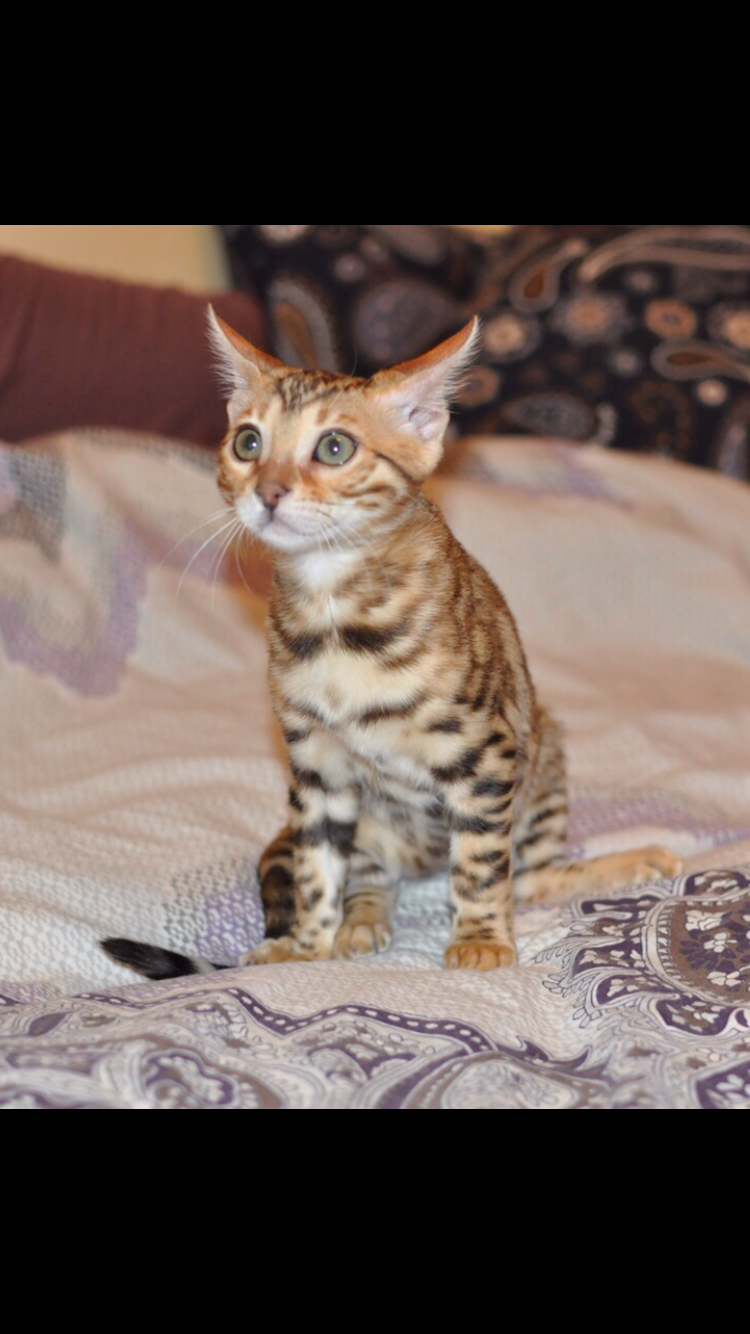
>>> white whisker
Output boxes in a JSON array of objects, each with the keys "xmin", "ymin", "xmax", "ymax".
[
  {"xmin": 176, "ymin": 516, "xmax": 238, "ymax": 600},
  {"xmin": 234, "ymin": 527, "xmax": 266, "ymax": 597},
  {"xmin": 211, "ymin": 519, "xmax": 243, "ymax": 611},
  {"xmin": 158, "ymin": 507, "xmax": 230, "ymax": 570}
]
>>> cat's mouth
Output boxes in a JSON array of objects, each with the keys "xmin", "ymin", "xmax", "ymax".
[
  {"xmin": 259, "ymin": 509, "xmax": 299, "ymax": 536},
  {"xmin": 237, "ymin": 494, "xmax": 345, "ymax": 554},
  {"xmin": 261, "ymin": 510, "xmax": 290, "ymax": 529},
  {"xmin": 252, "ymin": 508, "xmax": 318, "ymax": 553},
  {"xmin": 236, "ymin": 494, "xmax": 301, "ymax": 542}
]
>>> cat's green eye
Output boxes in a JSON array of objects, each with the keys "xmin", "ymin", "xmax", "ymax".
[
  {"xmin": 314, "ymin": 431, "xmax": 357, "ymax": 467},
  {"xmin": 233, "ymin": 426, "xmax": 262, "ymax": 462}
]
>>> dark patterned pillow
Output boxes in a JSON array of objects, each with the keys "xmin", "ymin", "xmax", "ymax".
[
  {"xmin": 455, "ymin": 224, "xmax": 750, "ymax": 481},
  {"xmin": 219, "ymin": 224, "xmax": 482, "ymax": 375},
  {"xmin": 219, "ymin": 225, "xmax": 750, "ymax": 482}
]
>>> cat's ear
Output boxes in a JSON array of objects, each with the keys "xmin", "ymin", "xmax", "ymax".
[
  {"xmin": 207, "ymin": 305, "xmax": 286, "ymax": 400},
  {"xmin": 369, "ymin": 316, "xmax": 481, "ymax": 479}
]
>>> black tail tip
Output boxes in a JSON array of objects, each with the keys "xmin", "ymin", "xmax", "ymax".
[{"xmin": 101, "ymin": 938, "xmax": 200, "ymax": 980}]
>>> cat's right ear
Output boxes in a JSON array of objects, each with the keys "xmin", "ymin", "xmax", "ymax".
[{"xmin": 207, "ymin": 305, "xmax": 285, "ymax": 404}]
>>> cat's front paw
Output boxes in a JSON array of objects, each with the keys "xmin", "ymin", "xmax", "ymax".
[
  {"xmin": 333, "ymin": 921, "xmax": 392, "ymax": 959},
  {"xmin": 241, "ymin": 936, "xmax": 330, "ymax": 966},
  {"xmin": 445, "ymin": 941, "xmax": 516, "ymax": 971}
]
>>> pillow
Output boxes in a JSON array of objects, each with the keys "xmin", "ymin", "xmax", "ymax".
[
  {"xmin": 219, "ymin": 224, "xmax": 482, "ymax": 374},
  {"xmin": 453, "ymin": 224, "xmax": 750, "ymax": 481},
  {"xmin": 0, "ymin": 253, "xmax": 267, "ymax": 445},
  {"xmin": 220, "ymin": 224, "xmax": 750, "ymax": 482}
]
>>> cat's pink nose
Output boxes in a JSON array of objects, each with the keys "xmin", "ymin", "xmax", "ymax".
[{"xmin": 257, "ymin": 481, "xmax": 290, "ymax": 513}]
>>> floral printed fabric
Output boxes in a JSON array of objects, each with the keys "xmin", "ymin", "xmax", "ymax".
[
  {"xmin": 456, "ymin": 225, "xmax": 750, "ymax": 482},
  {"xmin": 3, "ymin": 869, "xmax": 750, "ymax": 1109},
  {"xmin": 219, "ymin": 224, "xmax": 481, "ymax": 376},
  {"xmin": 0, "ymin": 428, "xmax": 749, "ymax": 1108},
  {"xmin": 221, "ymin": 225, "xmax": 750, "ymax": 482}
]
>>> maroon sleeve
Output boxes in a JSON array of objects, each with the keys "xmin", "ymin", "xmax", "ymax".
[{"xmin": 0, "ymin": 252, "xmax": 268, "ymax": 445}]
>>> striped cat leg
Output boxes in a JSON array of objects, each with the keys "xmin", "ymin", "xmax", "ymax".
[
  {"xmin": 440, "ymin": 745, "xmax": 518, "ymax": 971},
  {"xmin": 335, "ymin": 801, "xmax": 450, "ymax": 958},
  {"xmin": 335, "ymin": 879, "xmax": 398, "ymax": 959},
  {"xmin": 258, "ymin": 826, "xmax": 398, "ymax": 959},
  {"xmin": 512, "ymin": 711, "xmax": 569, "ymax": 903},
  {"xmin": 255, "ymin": 823, "xmax": 421, "ymax": 957},
  {"xmin": 243, "ymin": 732, "xmax": 358, "ymax": 965},
  {"xmin": 332, "ymin": 811, "xmax": 410, "ymax": 959},
  {"xmin": 257, "ymin": 826, "xmax": 297, "ymax": 938},
  {"xmin": 336, "ymin": 836, "xmax": 398, "ymax": 959},
  {"xmin": 512, "ymin": 711, "xmax": 684, "ymax": 901},
  {"xmin": 515, "ymin": 846, "xmax": 684, "ymax": 902}
]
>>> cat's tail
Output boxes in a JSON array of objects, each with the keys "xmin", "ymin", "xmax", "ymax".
[
  {"xmin": 102, "ymin": 829, "xmax": 296, "ymax": 980},
  {"xmin": 101, "ymin": 938, "xmax": 230, "ymax": 981}
]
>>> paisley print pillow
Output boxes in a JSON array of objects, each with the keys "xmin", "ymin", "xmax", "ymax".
[
  {"xmin": 454, "ymin": 224, "xmax": 750, "ymax": 481},
  {"xmin": 219, "ymin": 225, "xmax": 750, "ymax": 481},
  {"xmin": 218, "ymin": 224, "xmax": 482, "ymax": 374}
]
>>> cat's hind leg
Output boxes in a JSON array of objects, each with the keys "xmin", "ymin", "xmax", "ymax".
[
  {"xmin": 515, "ymin": 846, "xmax": 684, "ymax": 902},
  {"xmin": 512, "ymin": 710, "xmax": 569, "ymax": 903},
  {"xmin": 512, "ymin": 709, "xmax": 683, "ymax": 903}
]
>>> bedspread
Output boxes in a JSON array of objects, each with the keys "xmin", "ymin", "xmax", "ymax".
[{"xmin": 0, "ymin": 428, "xmax": 748, "ymax": 1109}]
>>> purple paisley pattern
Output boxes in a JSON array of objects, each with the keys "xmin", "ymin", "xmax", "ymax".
[
  {"xmin": 220, "ymin": 224, "xmax": 479, "ymax": 372},
  {"xmin": 1, "ymin": 870, "xmax": 750, "ymax": 1108},
  {"xmin": 460, "ymin": 225, "xmax": 750, "ymax": 478}
]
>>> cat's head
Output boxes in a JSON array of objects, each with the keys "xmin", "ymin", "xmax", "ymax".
[{"xmin": 208, "ymin": 306, "xmax": 480, "ymax": 555}]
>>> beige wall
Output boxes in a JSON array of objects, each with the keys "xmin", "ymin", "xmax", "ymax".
[
  {"xmin": 0, "ymin": 226, "xmax": 515, "ymax": 292},
  {"xmin": 0, "ymin": 225, "xmax": 229, "ymax": 291}
]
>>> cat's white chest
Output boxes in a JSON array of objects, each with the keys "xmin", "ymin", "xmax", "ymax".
[{"xmin": 296, "ymin": 549, "xmax": 361, "ymax": 594}]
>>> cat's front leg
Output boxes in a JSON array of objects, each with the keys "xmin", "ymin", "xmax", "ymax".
[
  {"xmin": 243, "ymin": 730, "xmax": 358, "ymax": 966},
  {"xmin": 441, "ymin": 746, "xmax": 518, "ymax": 971}
]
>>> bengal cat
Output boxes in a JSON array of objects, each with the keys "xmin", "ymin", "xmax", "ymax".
[{"xmin": 103, "ymin": 310, "xmax": 682, "ymax": 979}]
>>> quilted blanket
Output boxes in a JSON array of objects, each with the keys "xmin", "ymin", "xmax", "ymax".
[{"xmin": 1, "ymin": 428, "xmax": 749, "ymax": 1109}]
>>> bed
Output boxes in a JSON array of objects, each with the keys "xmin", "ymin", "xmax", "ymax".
[{"xmin": 1, "ymin": 425, "xmax": 748, "ymax": 1108}]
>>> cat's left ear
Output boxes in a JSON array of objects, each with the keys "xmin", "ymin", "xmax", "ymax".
[
  {"xmin": 369, "ymin": 316, "xmax": 482, "ymax": 479},
  {"xmin": 207, "ymin": 305, "xmax": 286, "ymax": 402}
]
